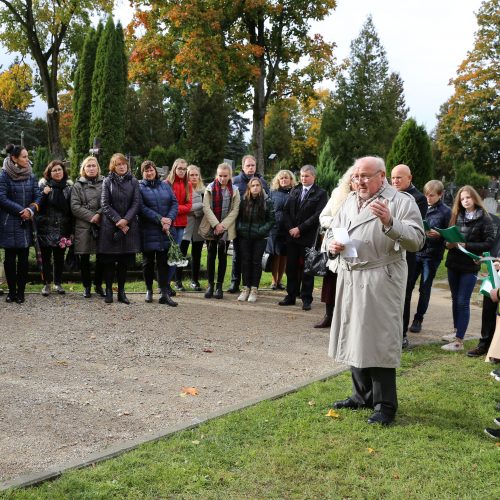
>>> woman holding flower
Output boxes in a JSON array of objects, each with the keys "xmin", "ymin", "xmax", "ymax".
[
  {"xmin": 37, "ymin": 160, "xmax": 73, "ymax": 296},
  {"xmin": 139, "ymin": 160, "xmax": 179, "ymax": 306}
]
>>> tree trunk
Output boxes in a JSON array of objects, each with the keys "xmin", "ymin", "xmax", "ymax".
[{"xmin": 251, "ymin": 41, "xmax": 267, "ymax": 175}]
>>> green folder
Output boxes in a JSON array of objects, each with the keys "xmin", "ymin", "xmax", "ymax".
[{"xmin": 434, "ymin": 225, "xmax": 465, "ymax": 243}]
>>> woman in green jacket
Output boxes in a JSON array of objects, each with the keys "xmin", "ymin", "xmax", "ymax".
[{"xmin": 236, "ymin": 178, "xmax": 275, "ymax": 303}]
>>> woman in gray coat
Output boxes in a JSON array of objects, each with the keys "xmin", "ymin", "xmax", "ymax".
[
  {"xmin": 97, "ymin": 153, "xmax": 141, "ymax": 304},
  {"xmin": 71, "ymin": 156, "xmax": 105, "ymax": 298}
]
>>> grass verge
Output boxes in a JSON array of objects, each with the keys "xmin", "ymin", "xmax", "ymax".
[{"xmin": 3, "ymin": 343, "xmax": 499, "ymax": 499}]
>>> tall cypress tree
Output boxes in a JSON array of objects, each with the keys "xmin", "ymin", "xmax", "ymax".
[
  {"xmin": 319, "ymin": 16, "xmax": 408, "ymax": 171},
  {"xmin": 71, "ymin": 24, "xmax": 102, "ymax": 177},
  {"xmin": 90, "ymin": 18, "xmax": 128, "ymax": 173},
  {"xmin": 386, "ymin": 118, "xmax": 434, "ymax": 191}
]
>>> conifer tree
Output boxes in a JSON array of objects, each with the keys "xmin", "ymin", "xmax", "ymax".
[
  {"xmin": 315, "ymin": 138, "xmax": 342, "ymax": 195},
  {"xmin": 386, "ymin": 118, "xmax": 434, "ymax": 190},
  {"xmin": 90, "ymin": 18, "xmax": 128, "ymax": 172},
  {"xmin": 319, "ymin": 16, "xmax": 408, "ymax": 172},
  {"xmin": 71, "ymin": 25, "xmax": 101, "ymax": 176}
]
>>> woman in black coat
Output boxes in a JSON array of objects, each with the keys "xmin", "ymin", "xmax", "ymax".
[
  {"xmin": 0, "ymin": 144, "xmax": 41, "ymax": 303},
  {"xmin": 97, "ymin": 153, "xmax": 141, "ymax": 304},
  {"xmin": 443, "ymin": 185, "xmax": 495, "ymax": 351},
  {"xmin": 37, "ymin": 160, "xmax": 73, "ymax": 296}
]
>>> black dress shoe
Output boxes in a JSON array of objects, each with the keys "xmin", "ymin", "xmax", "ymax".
[
  {"xmin": 302, "ymin": 302, "xmax": 312, "ymax": 311},
  {"xmin": 332, "ymin": 398, "xmax": 366, "ymax": 410},
  {"xmin": 276, "ymin": 283, "xmax": 286, "ymax": 290},
  {"xmin": 214, "ymin": 284, "xmax": 224, "ymax": 299},
  {"xmin": 159, "ymin": 289, "xmax": 178, "ymax": 306},
  {"xmin": 167, "ymin": 285, "xmax": 176, "ymax": 297},
  {"xmin": 83, "ymin": 287, "xmax": 91, "ymax": 298},
  {"xmin": 174, "ymin": 280, "xmax": 185, "ymax": 291},
  {"xmin": 5, "ymin": 294, "xmax": 16, "ymax": 303},
  {"xmin": 314, "ymin": 314, "xmax": 332, "ymax": 328},
  {"xmin": 117, "ymin": 290, "xmax": 130, "ymax": 304},
  {"xmin": 205, "ymin": 284, "xmax": 214, "ymax": 299},
  {"xmin": 104, "ymin": 288, "xmax": 113, "ymax": 304},
  {"xmin": 95, "ymin": 285, "xmax": 106, "ymax": 297},
  {"xmin": 367, "ymin": 411, "xmax": 394, "ymax": 426},
  {"xmin": 278, "ymin": 296, "xmax": 296, "ymax": 306},
  {"xmin": 190, "ymin": 281, "xmax": 202, "ymax": 291},
  {"xmin": 16, "ymin": 293, "xmax": 25, "ymax": 304},
  {"xmin": 226, "ymin": 283, "xmax": 240, "ymax": 294},
  {"xmin": 145, "ymin": 290, "xmax": 153, "ymax": 303}
]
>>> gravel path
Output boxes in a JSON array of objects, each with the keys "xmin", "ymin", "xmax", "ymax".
[{"xmin": 0, "ymin": 285, "xmax": 480, "ymax": 484}]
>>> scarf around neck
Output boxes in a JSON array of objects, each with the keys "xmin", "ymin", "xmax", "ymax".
[
  {"xmin": 212, "ymin": 179, "xmax": 233, "ymax": 222},
  {"xmin": 4, "ymin": 157, "xmax": 32, "ymax": 181}
]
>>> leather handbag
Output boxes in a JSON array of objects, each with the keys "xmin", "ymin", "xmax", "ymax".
[
  {"xmin": 261, "ymin": 252, "xmax": 273, "ymax": 273},
  {"xmin": 303, "ymin": 247, "xmax": 328, "ymax": 277}
]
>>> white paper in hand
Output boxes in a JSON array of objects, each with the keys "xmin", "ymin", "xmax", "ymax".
[{"xmin": 332, "ymin": 227, "xmax": 358, "ymax": 257}]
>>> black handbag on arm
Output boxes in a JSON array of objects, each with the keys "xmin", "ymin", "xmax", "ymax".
[{"xmin": 303, "ymin": 228, "xmax": 328, "ymax": 277}]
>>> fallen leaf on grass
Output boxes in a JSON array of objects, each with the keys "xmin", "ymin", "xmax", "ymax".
[
  {"xmin": 308, "ymin": 400, "xmax": 315, "ymax": 407},
  {"xmin": 367, "ymin": 448, "xmax": 376, "ymax": 454},
  {"xmin": 180, "ymin": 387, "xmax": 199, "ymax": 396},
  {"xmin": 191, "ymin": 440, "xmax": 200, "ymax": 445},
  {"xmin": 325, "ymin": 409, "xmax": 340, "ymax": 418}
]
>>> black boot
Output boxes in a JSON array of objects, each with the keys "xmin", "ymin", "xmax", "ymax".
[
  {"xmin": 205, "ymin": 283, "xmax": 214, "ymax": 299},
  {"xmin": 83, "ymin": 287, "xmax": 91, "ymax": 298},
  {"xmin": 227, "ymin": 281, "xmax": 240, "ymax": 293},
  {"xmin": 214, "ymin": 282, "xmax": 223, "ymax": 299},
  {"xmin": 94, "ymin": 284, "xmax": 106, "ymax": 297},
  {"xmin": 117, "ymin": 289, "xmax": 130, "ymax": 304},
  {"xmin": 16, "ymin": 291, "xmax": 25, "ymax": 304},
  {"xmin": 145, "ymin": 289, "xmax": 153, "ymax": 303},
  {"xmin": 159, "ymin": 288, "xmax": 178, "ymax": 306},
  {"xmin": 104, "ymin": 287, "xmax": 113, "ymax": 304},
  {"xmin": 314, "ymin": 303, "xmax": 333, "ymax": 328}
]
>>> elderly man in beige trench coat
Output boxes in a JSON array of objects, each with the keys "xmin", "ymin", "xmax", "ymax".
[{"xmin": 327, "ymin": 156, "xmax": 425, "ymax": 426}]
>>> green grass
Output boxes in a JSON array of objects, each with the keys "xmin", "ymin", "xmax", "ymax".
[{"xmin": 3, "ymin": 343, "xmax": 499, "ymax": 499}]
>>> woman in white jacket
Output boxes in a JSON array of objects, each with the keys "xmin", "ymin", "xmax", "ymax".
[{"xmin": 314, "ymin": 166, "xmax": 355, "ymax": 328}]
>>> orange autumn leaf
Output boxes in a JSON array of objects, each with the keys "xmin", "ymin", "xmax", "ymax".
[
  {"xmin": 181, "ymin": 387, "xmax": 199, "ymax": 396},
  {"xmin": 325, "ymin": 409, "xmax": 340, "ymax": 418}
]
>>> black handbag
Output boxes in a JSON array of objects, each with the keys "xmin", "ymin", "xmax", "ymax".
[{"xmin": 303, "ymin": 247, "xmax": 328, "ymax": 277}]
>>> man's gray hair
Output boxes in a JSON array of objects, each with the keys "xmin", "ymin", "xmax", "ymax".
[
  {"xmin": 353, "ymin": 156, "xmax": 386, "ymax": 173},
  {"xmin": 300, "ymin": 164, "xmax": 316, "ymax": 176}
]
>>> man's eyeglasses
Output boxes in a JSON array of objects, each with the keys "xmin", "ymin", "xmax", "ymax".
[{"xmin": 351, "ymin": 171, "xmax": 382, "ymax": 184}]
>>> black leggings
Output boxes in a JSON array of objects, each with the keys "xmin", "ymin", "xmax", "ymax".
[
  {"xmin": 3, "ymin": 248, "xmax": 29, "ymax": 296},
  {"xmin": 206, "ymin": 239, "xmax": 229, "ymax": 284},
  {"xmin": 143, "ymin": 250, "xmax": 169, "ymax": 290},
  {"xmin": 79, "ymin": 254, "xmax": 104, "ymax": 289},
  {"xmin": 100, "ymin": 254, "xmax": 134, "ymax": 291},
  {"xmin": 41, "ymin": 246, "xmax": 65, "ymax": 285}
]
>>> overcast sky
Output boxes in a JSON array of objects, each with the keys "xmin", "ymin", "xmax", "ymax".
[{"xmin": 1, "ymin": 0, "xmax": 483, "ymax": 133}]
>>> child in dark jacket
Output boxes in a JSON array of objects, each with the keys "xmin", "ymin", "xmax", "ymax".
[
  {"xmin": 236, "ymin": 178, "xmax": 275, "ymax": 303},
  {"xmin": 408, "ymin": 180, "xmax": 451, "ymax": 333}
]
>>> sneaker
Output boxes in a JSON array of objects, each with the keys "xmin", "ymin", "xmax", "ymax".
[
  {"xmin": 441, "ymin": 339, "xmax": 464, "ymax": 351},
  {"xmin": 442, "ymin": 331, "xmax": 458, "ymax": 342},
  {"xmin": 484, "ymin": 427, "xmax": 500, "ymax": 439},
  {"xmin": 41, "ymin": 284, "xmax": 51, "ymax": 296},
  {"xmin": 467, "ymin": 346, "xmax": 488, "ymax": 357},
  {"xmin": 54, "ymin": 284, "xmax": 65, "ymax": 295},
  {"xmin": 237, "ymin": 288, "xmax": 250, "ymax": 302},
  {"xmin": 248, "ymin": 287, "xmax": 258, "ymax": 303},
  {"xmin": 174, "ymin": 281, "xmax": 185, "ymax": 291},
  {"xmin": 409, "ymin": 320, "xmax": 422, "ymax": 333},
  {"xmin": 189, "ymin": 281, "xmax": 202, "ymax": 292},
  {"xmin": 490, "ymin": 369, "xmax": 500, "ymax": 381},
  {"xmin": 493, "ymin": 417, "xmax": 500, "ymax": 426}
]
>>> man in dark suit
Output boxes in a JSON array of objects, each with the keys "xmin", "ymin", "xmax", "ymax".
[
  {"xmin": 279, "ymin": 165, "xmax": 327, "ymax": 310},
  {"xmin": 391, "ymin": 164, "xmax": 427, "ymax": 348}
]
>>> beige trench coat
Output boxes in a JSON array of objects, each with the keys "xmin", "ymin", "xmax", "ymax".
[
  {"xmin": 198, "ymin": 183, "xmax": 240, "ymax": 241},
  {"xmin": 486, "ymin": 315, "xmax": 500, "ymax": 361},
  {"xmin": 327, "ymin": 184, "xmax": 425, "ymax": 368}
]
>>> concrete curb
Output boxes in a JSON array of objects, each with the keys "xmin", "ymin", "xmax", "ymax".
[{"xmin": 1, "ymin": 366, "xmax": 348, "ymax": 491}]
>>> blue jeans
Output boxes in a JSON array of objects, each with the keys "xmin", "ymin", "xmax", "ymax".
[
  {"xmin": 410, "ymin": 256, "xmax": 441, "ymax": 322},
  {"xmin": 447, "ymin": 268, "xmax": 477, "ymax": 339},
  {"xmin": 167, "ymin": 227, "xmax": 184, "ymax": 283}
]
